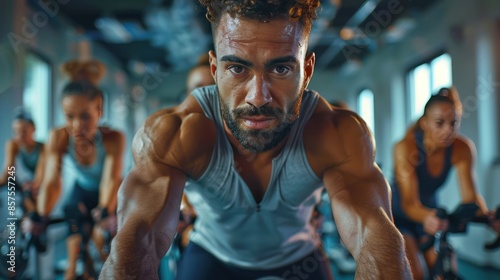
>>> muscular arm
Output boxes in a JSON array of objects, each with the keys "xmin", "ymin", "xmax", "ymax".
[
  {"xmin": 322, "ymin": 112, "xmax": 411, "ymax": 279},
  {"xmin": 0, "ymin": 140, "xmax": 18, "ymax": 186},
  {"xmin": 100, "ymin": 116, "xmax": 188, "ymax": 279},
  {"xmin": 98, "ymin": 131, "xmax": 126, "ymax": 213}
]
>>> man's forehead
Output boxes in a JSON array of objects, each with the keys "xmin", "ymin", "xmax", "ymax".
[
  {"xmin": 212, "ymin": 16, "xmax": 307, "ymax": 64},
  {"xmin": 214, "ymin": 13, "xmax": 306, "ymax": 46}
]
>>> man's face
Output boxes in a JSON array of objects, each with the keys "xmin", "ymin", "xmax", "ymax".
[{"xmin": 210, "ymin": 14, "xmax": 315, "ymax": 153}]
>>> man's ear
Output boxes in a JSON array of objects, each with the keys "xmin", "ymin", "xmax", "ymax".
[
  {"xmin": 303, "ymin": 52, "xmax": 315, "ymax": 88},
  {"xmin": 209, "ymin": 50, "xmax": 217, "ymax": 83}
]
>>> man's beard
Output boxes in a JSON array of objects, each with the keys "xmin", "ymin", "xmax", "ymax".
[{"xmin": 219, "ymin": 92, "xmax": 302, "ymax": 153}]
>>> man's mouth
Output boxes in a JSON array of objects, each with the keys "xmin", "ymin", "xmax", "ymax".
[{"xmin": 241, "ymin": 116, "xmax": 275, "ymax": 129}]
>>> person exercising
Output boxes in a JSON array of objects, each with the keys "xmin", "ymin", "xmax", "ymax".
[
  {"xmin": 1, "ymin": 109, "xmax": 45, "ymax": 213},
  {"xmin": 392, "ymin": 87, "xmax": 500, "ymax": 280},
  {"xmin": 27, "ymin": 59, "xmax": 125, "ymax": 280},
  {"xmin": 101, "ymin": 1, "xmax": 411, "ymax": 279},
  {"xmin": 0, "ymin": 109, "xmax": 45, "ymax": 279}
]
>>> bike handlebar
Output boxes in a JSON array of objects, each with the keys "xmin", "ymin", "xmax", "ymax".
[
  {"xmin": 419, "ymin": 203, "xmax": 500, "ymax": 252},
  {"xmin": 23, "ymin": 216, "xmax": 66, "ymax": 253}
]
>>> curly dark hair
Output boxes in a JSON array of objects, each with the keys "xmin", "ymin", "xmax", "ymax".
[{"xmin": 198, "ymin": 0, "xmax": 321, "ymax": 31}]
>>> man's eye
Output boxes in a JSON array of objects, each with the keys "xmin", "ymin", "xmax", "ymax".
[
  {"xmin": 273, "ymin": 65, "xmax": 291, "ymax": 75},
  {"xmin": 229, "ymin": 65, "xmax": 245, "ymax": 74}
]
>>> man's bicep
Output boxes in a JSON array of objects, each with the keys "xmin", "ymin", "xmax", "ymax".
[
  {"xmin": 330, "ymin": 112, "xmax": 377, "ymax": 176},
  {"xmin": 117, "ymin": 160, "xmax": 186, "ymax": 234}
]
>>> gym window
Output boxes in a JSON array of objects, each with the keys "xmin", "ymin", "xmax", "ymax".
[
  {"xmin": 357, "ymin": 89, "xmax": 375, "ymax": 138},
  {"xmin": 407, "ymin": 53, "xmax": 452, "ymax": 121},
  {"xmin": 23, "ymin": 52, "xmax": 51, "ymax": 142}
]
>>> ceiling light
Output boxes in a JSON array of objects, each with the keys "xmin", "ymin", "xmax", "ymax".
[{"xmin": 95, "ymin": 17, "xmax": 132, "ymax": 43}]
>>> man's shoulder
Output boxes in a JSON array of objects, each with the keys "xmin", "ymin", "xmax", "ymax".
[
  {"xmin": 143, "ymin": 95, "xmax": 214, "ymax": 139},
  {"xmin": 307, "ymin": 97, "xmax": 370, "ymax": 139},
  {"xmin": 304, "ymin": 97, "xmax": 375, "ymax": 172},
  {"xmin": 136, "ymin": 96, "xmax": 216, "ymax": 174}
]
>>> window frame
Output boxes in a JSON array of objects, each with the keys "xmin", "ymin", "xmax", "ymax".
[
  {"xmin": 405, "ymin": 50, "xmax": 452, "ymax": 124},
  {"xmin": 22, "ymin": 49, "xmax": 53, "ymax": 141},
  {"xmin": 356, "ymin": 87, "xmax": 376, "ymax": 139}
]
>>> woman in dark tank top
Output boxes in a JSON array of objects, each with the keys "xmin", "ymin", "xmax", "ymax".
[{"xmin": 391, "ymin": 87, "xmax": 500, "ymax": 280}]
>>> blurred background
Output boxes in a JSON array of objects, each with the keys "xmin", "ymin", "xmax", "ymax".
[{"xmin": 1, "ymin": 0, "xmax": 500, "ymax": 279}]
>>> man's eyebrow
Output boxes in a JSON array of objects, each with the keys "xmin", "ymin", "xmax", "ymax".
[
  {"xmin": 265, "ymin": 56, "xmax": 298, "ymax": 67},
  {"xmin": 219, "ymin": 55, "xmax": 299, "ymax": 68},
  {"xmin": 220, "ymin": 55, "xmax": 253, "ymax": 67}
]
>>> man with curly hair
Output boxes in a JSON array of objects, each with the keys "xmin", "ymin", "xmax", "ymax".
[{"xmin": 101, "ymin": 0, "xmax": 412, "ymax": 279}]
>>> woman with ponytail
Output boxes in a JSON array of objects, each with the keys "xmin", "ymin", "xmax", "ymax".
[
  {"xmin": 26, "ymin": 59, "xmax": 125, "ymax": 279},
  {"xmin": 391, "ymin": 87, "xmax": 500, "ymax": 279}
]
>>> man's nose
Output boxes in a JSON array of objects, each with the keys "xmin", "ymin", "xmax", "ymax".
[{"xmin": 245, "ymin": 75, "xmax": 272, "ymax": 108}]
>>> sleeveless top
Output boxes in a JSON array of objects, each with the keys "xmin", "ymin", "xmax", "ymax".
[
  {"xmin": 392, "ymin": 130, "xmax": 454, "ymax": 218},
  {"xmin": 184, "ymin": 85, "xmax": 324, "ymax": 269},
  {"xmin": 15, "ymin": 142, "xmax": 43, "ymax": 184},
  {"xmin": 67, "ymin": 131, "xmax": 106, "ymax": 192}
]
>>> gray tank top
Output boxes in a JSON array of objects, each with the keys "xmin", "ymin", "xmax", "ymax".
[{"xmin": 185, "ymin": 85, "xmax": 324, "ymax": 269}]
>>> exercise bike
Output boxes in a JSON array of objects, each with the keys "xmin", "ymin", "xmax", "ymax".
[
  {"xmin": 0, "ymin": 185, "xmax": 66, "ymax": 280},
  {"xmin": 0, "ymin": 212, "xmax": 65, "ymax": 280},
  {"xmin": 63, "ymin": 204, "xmax": 116, "ymax": 280},
  {"xmin": 419, "ymin": 203, "xmax": 500, "ymax": 280}
]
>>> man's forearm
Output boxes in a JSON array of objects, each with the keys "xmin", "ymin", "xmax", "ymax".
[
  {"xmin": 354, "ymin": 229, "xmax": 412, "ymax": 280},
  {"xmin": 100, "ymin": 228, "xmax": 173, "ymax": 279},
  {"xmin": 100, "ymin": 249, "xmax": 161, "ymax": 279}
]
